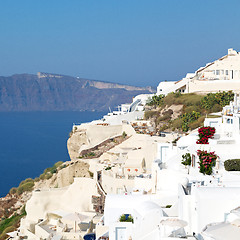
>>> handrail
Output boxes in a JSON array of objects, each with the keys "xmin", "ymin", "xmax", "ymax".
[{"xmin": 96, "ymin": 181, "xmax": 107, "ymax": 196}]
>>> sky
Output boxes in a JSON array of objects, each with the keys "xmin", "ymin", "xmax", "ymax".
[{"xmin": 1, "ymin": 0, "xmax": 240, "ymax": 87}]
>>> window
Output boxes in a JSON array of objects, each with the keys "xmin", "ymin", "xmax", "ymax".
[
  {"xmin": 226, "ymin": 70, "xmax": 228, "ymax": 75},
  {"xmin": 221, "ymin": 70, "xmax": 224, "ymax": 75},
  {"xmin": 216, "ymin": 70, "xmax": 220, "ymax": 75},
  {"xmin": 227, "ymin": 118, "xmax": 233, "ymax": 124}
]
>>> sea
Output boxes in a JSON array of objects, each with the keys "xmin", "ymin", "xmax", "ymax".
[{"xmin": 0, "ymin": 111, "xmax": 106, "ymax": 198}]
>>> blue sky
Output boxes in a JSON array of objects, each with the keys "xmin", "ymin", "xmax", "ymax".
[{"xmin": 1, "ymin": 0, "xmax": 240, "ymax": 86}]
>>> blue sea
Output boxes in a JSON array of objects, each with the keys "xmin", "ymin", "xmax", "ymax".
[{"xmin": 0, "ymin": 111, "xmax": 105, "ymax": 197}]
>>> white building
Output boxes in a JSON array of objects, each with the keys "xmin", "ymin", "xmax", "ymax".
[
  {"xmin": 157, "ymin": 48, "xmax": 240, "ymax": 95},
  {"xmin": 201, "ymin": 206, "xmax": 240, "ymax": 240},
  {"xmin": 95, "ymin": 94, "xmax": 153, "ymax": 125},
  {"xmin": 97, "ymin": 95, "xmax": 240, "ymax": 240},
  {"xmin": 96, "ymin": 195, "xmax": 195, "ymax": 240},
  {"xmin": 205, "ymin": 94, "xmax": 240, "ymax": 142},
  {"xmin": 16, "ymin": 94, "xmax": 240, "ymax": 240}
]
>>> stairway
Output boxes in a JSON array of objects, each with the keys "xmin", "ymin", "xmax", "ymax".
[{"xmin": 92, "ymin": 174, "xmax": 106, "ymax": 214}]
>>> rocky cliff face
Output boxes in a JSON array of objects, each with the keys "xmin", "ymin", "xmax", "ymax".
[{"xmin": 0, "ymin": 73, "xmax": 154, "ymax": 111}]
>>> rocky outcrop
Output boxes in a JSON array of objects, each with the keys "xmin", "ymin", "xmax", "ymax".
[
  {"xmin": 67, "ymin": 128, "xmax": 89, "ymax": 160},
  {"xmin": 35, "ymin": 160, "xmax": 91, "ymax": 189},
  {"xmin": 67, "ymin": 124, "xmax": 135, "ymax": 160},
  {"xmin": 0, "ymin": 160, "xmax": 91, "ymax": 221}
]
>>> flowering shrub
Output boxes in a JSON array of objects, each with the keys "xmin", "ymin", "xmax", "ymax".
[
  {"xmin": 196, "ymin": 126, "xmax": 215, "ymax": 144},
  {"xmin": 197, "ymin": 150, "xmax": 218, "ymax": 175}
]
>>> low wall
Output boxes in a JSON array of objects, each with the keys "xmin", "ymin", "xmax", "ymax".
[{"xmin": 189, "ymin": 79, "xmax": 240, "ymax": 93}]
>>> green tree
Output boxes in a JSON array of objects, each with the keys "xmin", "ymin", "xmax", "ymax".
[
  {"xmin": 147, "ymin": 95, "xmax": 165, "ymax": 106},
  {"xmin": 181, "ymin": 111, "xmax": 200, "ymax": 132}
]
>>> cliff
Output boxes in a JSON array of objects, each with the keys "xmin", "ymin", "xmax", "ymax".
[{"xmin": 0, "ymin": 73, "xmax": 154, "ymax": 112}]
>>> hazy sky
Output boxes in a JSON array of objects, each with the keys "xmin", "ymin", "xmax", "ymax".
[{"xmin": 1, "ymin": 0, "xmax": 240, "ymax": 86}]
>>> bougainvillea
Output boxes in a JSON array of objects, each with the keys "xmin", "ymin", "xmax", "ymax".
[
  {"xmin": 196, "ymin": 126, "xmax": 215, "ymax": 144},
  {"xmin": 197, "ymin": 150, "xmax": 218, "ymax": 175}
]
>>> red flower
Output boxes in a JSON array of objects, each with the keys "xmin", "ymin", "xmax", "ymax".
[{"xmin": 196, "ymin": 127, "xmax": 215, "ymax": 144}]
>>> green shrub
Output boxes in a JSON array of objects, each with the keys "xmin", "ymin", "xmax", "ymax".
[
  {"xmin": 162, "ymin": 92, "xmax": 180, "ymax": 106},
  {"xmin": 0, "ymin": 207, "xmax": 26, "ymax": 239},
  {"xmin": 1, "ymin": 225, "xmax": 15, "ymax": 235},
  {"xmin": 122, "ymin": 131, "xmax": 127, "ymax": 138},
  {"xmin": 163, "ymin": 109, "xmax": 173, "ymax": 115},
  {"xmin": 188, "ymin": 116, "xmax": 205, "ymax": 130},
  {"xmin": 9, "ymin": 187, "xmax": 17, "ymax": 195},
  {"xmin": 50, "ymin": 168, "xmax": 57, "ymax": 174},
  {"xmin": 144, "ymin": 110, "xmax": 158, "ymax": 120},
  {"xmin": 159, "ymin": 124, "xmax": 168, "ymax": 132},
  {"xmin": 181, "ymin": 93, "xmax": 203, "ymax": 107},
  {"xmin": 88, "ymin": 171, "xmax": 94, "ymax": 178},
  {"xmin": 42, "ymin": 161, "xmax": 64, "ymax": 176},
  {"xmin": 224, "ymin": 159, "xmax": 240, "ymax": 171},
  {"xmin": 59, "ymin": 164, "xmax": 67, "ymax": 170},
  {"xmin": 201, "ymin": 91, "xmax": 234, "ymax": 111},
  {"xmin": 19, "ymin": 178, "xmax": 34, "ymax": 187},
  {"xmin": 181, "ymin": 111, "xmax": 200, "ymax": 132},
  {"xmin": 54, "ymin": 161, "xmax": 63, "ymax": 168},
  {"xmin": 16, "ymin": 182, "xmax": 34, "ymax": 195},
  {"xmin": 44, "ymin": 168, "xmax": 51, "ymax": 174},
  {"xmin": 147, "ymin": 94, "xmax": 164, "ymax": 106},
  {"xmin": 144, "ymin": 91, "xmax": 232, "ymax": 132},
  {"xmin": 162, "ymin": 93, "xmax": 203, "ymax": 108},
  {"xmin": 45, "ymin": 172, "xmax": 53, "ymax": 180},
  {"xmin": 211, "ymin": 104, "xmax": 222, "ymax": 112},
  {"xmin": 39, "ymin": 173, "xmax": 46, "ymax": 180},
  {"xmin": 184, "ymin": 105, "xmax": 201, "ymax": 114},
  {"xmin": 157, "ymin": 114, "xmax": 171, "ymax": 122},
  {"xmin": 119, "ymin": 214, "xmax": 134, "ymax": 223},
  {"xmin": 171, "ymin": 118, "xmax": 182, "ymax": 130},
  {"xmin": 34, "ymin": 177, "xmax": 40, "ymax": 182},
  {"xmin": 181, "ymin": 153, "xmax": 191, "ymax": 166}
]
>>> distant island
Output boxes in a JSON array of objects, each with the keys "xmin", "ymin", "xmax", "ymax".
[{"xmin": 0, "ymin": 72, "xmax": 154, "ymax": 112}]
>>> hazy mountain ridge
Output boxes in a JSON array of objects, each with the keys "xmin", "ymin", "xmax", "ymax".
[{"xmin": 0, "ymin": 73, "xmax": 154, "ymax": 112}]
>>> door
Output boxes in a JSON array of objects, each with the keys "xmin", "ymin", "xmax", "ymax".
[
  {"xmin": 115, "ymin": 227, "xmax": 126, "ymax": 240},
  {"xmin": 160, "ymin": 146, "xmax": 169, "ymax": 163}
]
